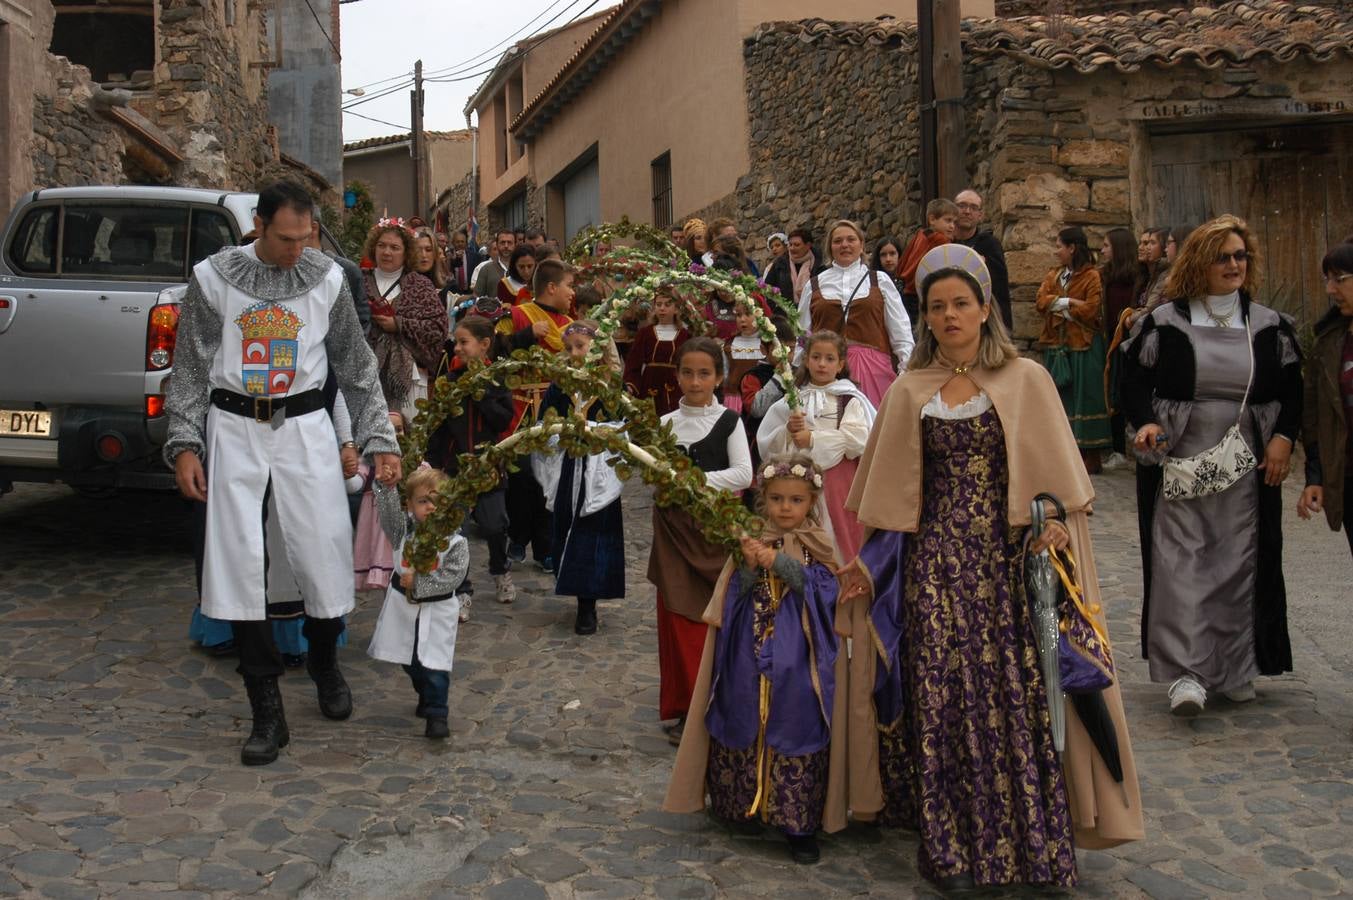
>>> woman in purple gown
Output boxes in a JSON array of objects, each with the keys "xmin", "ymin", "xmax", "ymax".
[{"xmin": 841, "ymin": 245, "xmax": 1143, "ymax": 890}]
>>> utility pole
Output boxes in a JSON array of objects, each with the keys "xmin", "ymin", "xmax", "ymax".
[
  {"xmin": 917, "ymin": 0, "xmax": 965, "ymax": 207},
  {"xmin": 411, "ymin": 59, "xmax": 427, "ymax": 217}
]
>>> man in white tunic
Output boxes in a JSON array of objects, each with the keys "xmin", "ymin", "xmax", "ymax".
[{"xmin": 165, "ymin": 181, "xmax": 401, "ymax": 766}]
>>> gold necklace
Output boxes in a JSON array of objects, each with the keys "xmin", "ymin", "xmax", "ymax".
[{"xmin": 936, "ymin": 352, "xmax": 978, "ymax": 375}]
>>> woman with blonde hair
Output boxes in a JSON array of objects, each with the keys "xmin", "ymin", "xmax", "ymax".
[
  {"xmin": 840, "ymin": 243, "xmax": 1141, "ymax": 889},
  {"xmin": 797, "ymin": 219, "xmax": 914, "ymax": 406},
  {"xmin": 362, "ymin": 219, "xmax": 448, "ymax": 423},
  {"xmin": 1120, "ymin": 214, "xmax": 1302, "ymax": 715}
]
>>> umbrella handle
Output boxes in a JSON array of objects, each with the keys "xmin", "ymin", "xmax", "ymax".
[{"xmin": 1029, "ymin": 498, "xmax": 1045, "ymax": 546}]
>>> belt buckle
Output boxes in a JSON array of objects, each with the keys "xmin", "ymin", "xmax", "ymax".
[{"xmin": 253, "ymin": 396, "xmax": 274, "ymax": 423}]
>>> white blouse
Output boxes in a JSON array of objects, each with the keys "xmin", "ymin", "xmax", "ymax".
[
  {"xmin": 661, "ymin": 399, "xmax": 753, "ymax": 493},
  {"xmin": 795, "ymin": 259, "xmax": 914, "ymax": 367},
  {"xmin": 921, "ymin": 389, "xmax": 994, "ymax": 420},
  {"xmin": 757, "ymin": 386, "xmax": 871, "ymax": 470},
  {"xmin": 654, "ymin": 323, "xmax": 680, "ymax": 342},
  {"xmin": 373, "ymin": 268, "xmax": 402, "ymax": 301}
]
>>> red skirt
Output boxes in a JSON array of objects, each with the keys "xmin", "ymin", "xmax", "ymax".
[{"xmin": 656, "ymin": 594, "xmax": 707, "ymax": 720}]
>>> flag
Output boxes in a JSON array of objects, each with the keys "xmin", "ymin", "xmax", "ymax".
[{"xmin": 468, "ymin": 205, "xmax": 479, "ymax": 247}]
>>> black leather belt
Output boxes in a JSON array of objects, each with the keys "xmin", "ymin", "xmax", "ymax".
[
  {"xmin": 210, "ymin": 388, "xmax": 325, "ymax": 424},
  {"xmin": 390, "ymin": 578, "xmax": 456, "ymax": 605}
]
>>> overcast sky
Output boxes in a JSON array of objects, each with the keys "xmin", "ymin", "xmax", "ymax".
[{"xmin": 338, "ymin": 0, "xmax": 620, "ymax": 142}]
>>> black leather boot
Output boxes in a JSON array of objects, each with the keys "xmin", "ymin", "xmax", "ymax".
[
  {"xmin": 574, "ymin": 598, "xmax": 597, "ymax": 635},
  {"xmin": 241, "ymin": 676, "xmax": 289, "ymax": 766},
  {"xmin": 305, "ymin": 635, "xmax": 352, "ymax": 721}
]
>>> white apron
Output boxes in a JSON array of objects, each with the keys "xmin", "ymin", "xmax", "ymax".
[
  {"xmin": 197, "ymin": 246, "xmax": 354, "ymax": 621},
  {"xmin": 367, "ymin": 535, "xmax": 460, "ymax": 672}
]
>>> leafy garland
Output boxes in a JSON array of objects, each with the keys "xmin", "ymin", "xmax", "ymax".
[
  {"xmin": 589, "ymin": 268, "xmax": 801, "ymax": 409},
  {"xmin": 565, "ymin": 215, "xmax": 684, "ymax": 264},
  {"xmin": 400, "ymin": 347, "xmax": 761, "ymax": 572},
  {"xmin": 572, "ymin": 246, "xmax": 672, "ymax": 288},
  {"xmin": 691, "ymin": 263, "xmax": 802, "ymax": 329}
]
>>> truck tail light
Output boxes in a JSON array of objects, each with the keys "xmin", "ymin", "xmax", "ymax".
[
  {"xmin": 146, "ymin": 303, "xmax": 180, "ymax": 371},
  {"xmin": 145, "ymin": 394, "xmax": 165, "ymax": 418}
]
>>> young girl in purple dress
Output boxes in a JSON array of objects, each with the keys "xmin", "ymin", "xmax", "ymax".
[{"xmin": 665, "ymin": 453, "xmax": 844, "ymax": 866}]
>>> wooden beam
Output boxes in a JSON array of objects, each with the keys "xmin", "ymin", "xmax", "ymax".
[
  {"xmin": 54, "ymin": 5, "xmax": 153, "ymax": 14},
  {"xmin": 933, "ymin": 0, "xmax": 965, "ymax": 199}
]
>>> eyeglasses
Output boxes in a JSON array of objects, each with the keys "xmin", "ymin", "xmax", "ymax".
[
  {"xmin": 1327, "ymin": 273, "xmax": 1353, "ymax": 285},
  {"xmin": 955, "ymin": 203, "xmax": 982, "ymax": 211},
  {"xmin": 1215, "ymin": 250, "xmax": 1249, "ymax": 265}
]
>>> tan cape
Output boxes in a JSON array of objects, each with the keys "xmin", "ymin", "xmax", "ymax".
[
  {"xmin": 843, "ymin": 357, "xmax": 1144, "ymax": 849},
  {"xmin": 663, "ymin": 520, "xmax": 863, "ymax": 833}
]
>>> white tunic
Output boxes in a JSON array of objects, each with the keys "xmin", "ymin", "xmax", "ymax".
[
  {"xmin": 164, "ymin": 245, "xmax": 398, "ymax": 622},
  {"xmin": 366, "ymin": 482, "xmax": 469, "ymax": 672}
]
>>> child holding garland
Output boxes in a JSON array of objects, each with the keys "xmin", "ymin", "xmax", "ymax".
[
  {"xmin": 665, "ymin": 452, "xmax": 845, "ymax": 866},
  {"xmin": 722, "ymin": 306, "xmax": 771, "ymax": 415},
  {"xmin": 756, "ymin": 330, "xmax": 875, "ymax": 561},
  {"xmin": 425, "ymin": 313, "xmax": 519, "ymax": 613},
  {"xmin": 622, "ymin": 289, "xmax": 690, "ymax": 416},
  {"xmin": 648, "ymin": 336, "xmax": 753, "ymax": 744},
  {"xmin": 534, "ymin": 320, "xmax": 627, "ymax": 635},
  {"xmin": 367, "ymin": 466, "xmax": 469, "ymax": 740}
]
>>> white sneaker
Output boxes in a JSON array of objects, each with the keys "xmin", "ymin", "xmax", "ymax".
[
  {"xmin": 1169, "ymin": 676, "xmax": 1206, "ymax": 716},
  {"xmin": 458, "ymin": 595, "xmax": 472, "ymax": 623},
  {"xmin": 1222, "ymin": 681, "xmax": 1256, "ymax": 703},
  {"xmin": 495, "ymin": 572, "xmax": 517, "ymax": 604},
  {"xmin": 1102, "ymin": 452, "xmax": 1129, "ymax": 470}
]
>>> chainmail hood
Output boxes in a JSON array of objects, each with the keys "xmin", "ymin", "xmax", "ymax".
[{"xmin": 208, "ymin": 246, "xmax": 335, "ymax": 301}]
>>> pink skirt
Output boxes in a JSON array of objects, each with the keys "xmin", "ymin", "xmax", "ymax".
[
  {"xmin": 823, "ymin": 457, "xmax": 863, "ymax": 562},
  {"xmin": 352, "ymin": 488, "xmax": 394, "ymax": 590},
  {"xmin": 847, "ymin": 344, "xmax": 896, "ymax": 409},
  {"xmin": 722, "ymin": 394, "xmax": 743, "ymax": 414}
]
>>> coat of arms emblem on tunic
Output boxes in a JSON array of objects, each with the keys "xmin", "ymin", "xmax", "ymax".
[{"xmin": 235, "ymin": 301, "xmax": 305, "ymax": 396}]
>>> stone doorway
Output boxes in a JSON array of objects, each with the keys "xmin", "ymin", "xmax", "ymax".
[{"xmin": 1147, "ymin": 117, "xmax": 1353, "ymax": 328}]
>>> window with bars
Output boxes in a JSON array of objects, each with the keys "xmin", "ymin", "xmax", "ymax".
[{"xmin": 651, "ymin": 152, "xmax": 673, "ymax": 230}]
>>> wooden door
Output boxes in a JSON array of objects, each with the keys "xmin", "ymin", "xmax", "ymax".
[{"xmin": 1149, "ymin": 119, "xmax": 1353, "ymax": 330}]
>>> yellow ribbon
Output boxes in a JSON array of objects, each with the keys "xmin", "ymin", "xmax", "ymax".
[{"xmin": 746, "ymin": 573, "xmax": 784, "ymax": 821}]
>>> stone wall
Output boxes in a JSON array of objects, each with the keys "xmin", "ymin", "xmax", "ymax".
[
  {"xmin": 734, "ymin": 27, "xmax": 922, "ymax": 259},
  {"xmin": 30, "ymin": 53, "xmax": 126, "ymax": 188},
  {"xmin": 152, "ymin": 0, "xmax": 272, "ymax": 189}
]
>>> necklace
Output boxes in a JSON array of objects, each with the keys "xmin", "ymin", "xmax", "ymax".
[
  {"xmin": 935, "ymin": 352, "xmax": 978, "ymax": 375},
  {"xmin": 1202, "ymin": 295, "xmax": 1237, "ymax": 328}
]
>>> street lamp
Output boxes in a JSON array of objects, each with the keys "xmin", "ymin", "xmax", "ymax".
[{"xmin": 344, "ymin": 87, "xmax": 365, "ymax": 97}]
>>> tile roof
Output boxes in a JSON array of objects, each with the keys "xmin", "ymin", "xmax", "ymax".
[
  {"xmin": 510, "ymin": 0, "xmax": 662, "ymax": 141},
  {"xmin": 750, "ymin": 1, "xmax": 1353, "ymax": 73},
  {"xmin": 342, "ymin": 130, "xmax": 468, "ymax": 152}
]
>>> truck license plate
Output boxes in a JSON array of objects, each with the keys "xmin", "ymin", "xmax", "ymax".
[{"xmin": 0, "ymin": 409, "xmax": 52, "ymax": 437}]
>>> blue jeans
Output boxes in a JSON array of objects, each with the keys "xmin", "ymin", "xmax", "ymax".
[{"xmin": 402, "ymin": 627, "xmax": 449, "ymax": 719}]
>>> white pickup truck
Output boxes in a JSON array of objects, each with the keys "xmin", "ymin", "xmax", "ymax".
[{"xmin": 0, "ymin": 186, "xmax": 341, "ymax": 495}]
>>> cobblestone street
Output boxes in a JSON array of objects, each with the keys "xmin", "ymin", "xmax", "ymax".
[{"xmin": 1, "ymin": 467, "xmax": 1352, "ymax": 899}]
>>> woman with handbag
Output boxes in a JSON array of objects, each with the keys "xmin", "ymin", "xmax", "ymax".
[
  {"xmin": 838, "ymin": 245, "xmax": 1142, "ymax": 890},
  {"xmin": 1120, "ymin": 215, "xmax": 1302, "ymax": 716},
  {"xmin": 1036, "ymin": 227, "xmax": 1112, "ymax": 474}
]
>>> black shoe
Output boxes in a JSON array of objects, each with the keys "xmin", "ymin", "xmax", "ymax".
[
  {"xmin": 507, "ymin": 542, "xmax": 527, "ymax": 563},
  {"xmin": 935, "ymin": 873, "xmax": 976, "ymax": 892},
  {"xmin": 281, "ymin": 652, "xmax": 306, "ymax": 669},
  {"xmin": 415, "ymin": 701, "xmax": 427, "ymax": 718},
  {"xmin": 664, "ymin": 715, "xmax": 686, "ymax": 747},
  {"xmin": 786, "ymin": 834, "xmax": 820, "ymax": 865},
  {"xmin": 241, "ymin": 676, "xmax": 289, "ymax": 766},
  {"xmin": 538, "ymin": 556, "xmax": 555, "ymax": 574},
  {"xmin": 306, "ymin": 657, "xmax": 353, "ymax": 721},
  {"xmin": 425, "ymin": 717, "xmax": 449, "ymax": 739},
  {"xmin": 574, "ymin": 598, "xmax": 597, "ymax": 635}
]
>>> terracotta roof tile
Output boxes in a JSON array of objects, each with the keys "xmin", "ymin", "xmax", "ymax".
[
  {"xmin": 342, "ymin": 130, "xmax": 469, "ymax": 152},
  {"xmin": 750, "ymin": 1, "xmax": 1353, "ymax": 73}
]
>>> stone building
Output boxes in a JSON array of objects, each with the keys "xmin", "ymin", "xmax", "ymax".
[
  {"xmin": 267, "ymin": 0, "xmax": 343, "ymax": 191},
  {"xmin": 735, "ymin": 0, "xmax": 1353, "ymax": 337},
  {"xmin": 464, "ymin": 0, "xmax": 994, "ymax": 241},
  {"xmin": 0, "ymin": 0, "xmax": 320, "ymax": 215}
]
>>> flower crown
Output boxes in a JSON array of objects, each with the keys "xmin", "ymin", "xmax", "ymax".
[
  {"xmin": 760, "ymin": 460, "xmax": 823, "ymax": 489},
  {"xmin": 377, "ymin": 216, "xmax": 411, "ymax": 233},
  {"xmin": 563, "ymin": 322, "xmax": 597, "ymax": 338}
]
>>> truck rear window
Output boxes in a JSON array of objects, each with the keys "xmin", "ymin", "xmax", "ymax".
[{"xmin": 61, "ymin": 204, "xmax": 189, "ymax": 278}]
